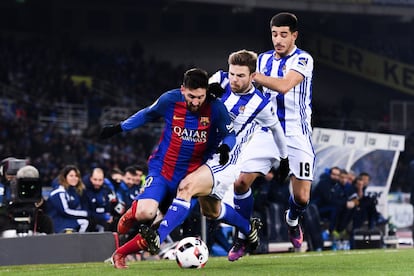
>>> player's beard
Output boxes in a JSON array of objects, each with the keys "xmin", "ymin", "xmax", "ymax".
[
  {"xmin": 274, "ymin": 42, "xmax": 292, "ymax": 58},
  {"xmin": 230, "ymin": 83, "xmax": 250, "ymax": 94},
  {"xmin": 186, "ymin": 103, "xmax": 200, "ymax": 113}
]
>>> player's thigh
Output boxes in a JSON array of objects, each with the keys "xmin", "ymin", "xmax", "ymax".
[
  {"xmin": 136, "ymin": 175, "xmax": 169, "ymax": 220},
  {"xmin": 287, "ymin": 135, "xmax": 315, "ymax": 181},
  {"xmin": 178, "ymin": 165, "xmax": 213, "ymax": 197}
]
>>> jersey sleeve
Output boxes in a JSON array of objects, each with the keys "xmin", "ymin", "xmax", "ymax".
[
  {"xmin": 209, "ymin": 70, "xmax": 229, "ymax": 89},
  {"xmin": 256, "ymin": 102, "xmax": 288, "ymax": 158},
  {"xmin": 290, "ymin": 52, "xmax": 314, "ymax": 78},
  {"xmin": 120, "ymin": 92, "xmax": 170, "ymax": 131}
]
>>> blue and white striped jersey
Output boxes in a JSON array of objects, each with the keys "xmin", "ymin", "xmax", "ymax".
[
  {"xmin": 209, "ymin": 70, "xmax": 278, "ymax": 140},
  {"xmin": 257, "ymin": 46, "xmax": 313, "ymax": 136}
]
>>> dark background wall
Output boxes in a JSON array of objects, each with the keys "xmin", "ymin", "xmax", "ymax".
[{"xmin": 2, "ymin": 0, "xmax": 412, "ymax": 125}]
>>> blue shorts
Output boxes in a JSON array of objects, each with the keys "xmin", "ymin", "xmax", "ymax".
[{"xmin": 135, "ymin": 174, "xmax": 178, "ymax": 214}]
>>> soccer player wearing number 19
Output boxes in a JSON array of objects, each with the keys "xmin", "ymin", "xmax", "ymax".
[
  {"xmin": 253, "ymin": 12, "xmax": 315, "ymax": 250},
  {"xmin": 100, "ymin": 68, "xmax": 236, "ymax": 269}
]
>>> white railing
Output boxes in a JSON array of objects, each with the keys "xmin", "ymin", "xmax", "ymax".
[{"xmin": 38, "ymin": 103, "xmax": 88, "ymax": 133}]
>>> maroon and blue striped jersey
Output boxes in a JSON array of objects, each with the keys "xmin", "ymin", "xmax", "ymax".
[{"xmin": 121, "ymin": 89, "xmax": 235, "ymax": 184}]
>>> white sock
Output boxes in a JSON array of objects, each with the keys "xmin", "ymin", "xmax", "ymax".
[{"xmin": 286, "ymin": 210, "xmax": 298, "ymax": 227}]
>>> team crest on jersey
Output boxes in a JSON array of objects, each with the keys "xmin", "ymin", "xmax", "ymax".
[
  {"xmin": 298, "ymin": 57, "xmax": 308, "ymax": 68},
  {"xmin": 282, "ymin": 65, "xmax": 287, "ymax": 75},
  {"xmin": 200, "ymin": 116, "xmax": 210, "ymax": 126},
  {"xmin": 238, "ymin": 105, "xmax": 245, "ymax": 114}
]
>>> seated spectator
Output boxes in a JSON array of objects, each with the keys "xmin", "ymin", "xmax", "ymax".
[
  {"xmin": 0, "ymin": 158, "xmax": 15, "ymax": 234},
  {"xmin": 311, "ymin": 166, "xmax": 341, "ymax": 233},
  {"xmin": 109, "ymin": 168, "xmax": 124, "ymax": 190},
  {"xmin": 107, "ymin": 168, "xmax": 127, "ymax": 224},
  {"xmin": 84, "ymin": 168, "xmax": 118, "ymax": 232},
  {"xmin": 351, "ymin": 172, "xmax": 387, "ymax": 231},
  {"xmin": 47, "ymin": 165, "xmax": 91, "ymax": 233},
  {"xmin": 117, "ymin": 166, "xmax": 141, "ymax": 210},
  {"xmin": 131, "ymin": 162, "xmax": 148, "ymax": 194},
  {"xmin": 334, "ymin": 169, "xmax": 357, "ymax": 234}
]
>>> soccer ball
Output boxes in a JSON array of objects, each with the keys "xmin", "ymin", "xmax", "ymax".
[{"xmin": 175, "ymin": 237, "xmax": 209, "ymax": 269}]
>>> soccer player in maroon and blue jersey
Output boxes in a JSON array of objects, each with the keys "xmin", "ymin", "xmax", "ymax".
[{"xmin": 100, "ymin": 68, "xmax": 236, "ymax": 269}]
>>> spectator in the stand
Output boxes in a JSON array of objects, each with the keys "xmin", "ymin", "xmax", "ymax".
[
  {"xmin": 84, "ymin": 168, "xmax": 118, "ymax": 232},
  {"xmin": 333, "ymin": 169, "xmax": 357, "ymax": 234},
  {"xmin": 117, "ymin": 166, "xmax": 141, "ymax": 210},
  {"xmin": 47, "ymin": 165, "xmax": 91, "ymax": 233},
  {"xmin": 312, "ymin": 166, "xmax": 341, "ymax": 233},
  {"xmin": 351, "ymin": 172, "xmax": 388, "ymax": 231},
  {"xmin": 109, "ymin": 168, "xmax": 124, "ymax": 187},
  {"xmin": 108, "ymin": 168, "xmax": 127, "ymax": 220},
  {"xmin": 0, "ymin": 158, "xmax": 15, "ymax": 234},
  {"xmin": 132, "ymin": 162, "xmax": 148, "ymax": 194}
]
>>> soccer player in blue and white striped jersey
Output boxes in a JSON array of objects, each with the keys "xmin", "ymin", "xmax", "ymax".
[{"xmin": 253, "ymin": 12, "xmax": 315, "ymax": 250}]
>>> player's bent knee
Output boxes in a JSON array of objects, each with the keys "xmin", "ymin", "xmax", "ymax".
[
  {"xmin": 136, "ymin": 208, "xmax": 157, "ymax": 221},
  {"xmin": 294, "ymin": 194, "xmax": 310, "ymax": 206}
]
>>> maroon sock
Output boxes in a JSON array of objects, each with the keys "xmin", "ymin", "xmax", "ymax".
[{"xmin": 116, "ymin": 234, "xmax": 147, "ymax": 255}]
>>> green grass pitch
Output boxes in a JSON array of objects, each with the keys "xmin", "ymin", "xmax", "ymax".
[{"xmin": 1, "ymin": 249, "xmax": 414, "ymax": 276}]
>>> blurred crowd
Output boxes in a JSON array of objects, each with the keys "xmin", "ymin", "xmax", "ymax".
[
  {"xmin": 251, "ymin": 166, "xmax": 389, "ymax": 251},
  {"xmin": 0, "ymin": 35, "xmax": 187, "ymax": 186}
]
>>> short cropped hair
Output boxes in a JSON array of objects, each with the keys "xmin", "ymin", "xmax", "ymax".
[
  {"xmin": 183, "ymin": 68, "xmax": 209, "ymax": 90},
  {"xmin": 270, "ymin": 12, "xmax": 298, "ymax": 33},
  {"xmin": 228, "ymin": 49, "xmax": 257, "ymax": 74}
]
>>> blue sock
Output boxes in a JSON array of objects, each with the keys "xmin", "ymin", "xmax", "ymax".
[
  {"xmin": 288, "ymin": 195, "xmax": 308, "ymax": 221},
  {"xmin": 218, "ymin": 202, "xmax": 250, "ymax": 236},
  {"xmin": 233, "ymin": 188, "xmax": 253, "ymax": 220},
  {"xmin": 157, "ymin": 198, "xmax": 191, "ymax": 242}
]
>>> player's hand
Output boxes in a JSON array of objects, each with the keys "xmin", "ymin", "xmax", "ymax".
[
  {"xmin": 346, "ymin": 200, "xmax": 356, "ymax": 209},
  {"xmin": 217, "ymin": 144, "xmax": 230, "ymax": 165},
  {"xmin": 99, "ymin": 124, "xmax": 122, "ymax": 139},
  {"xmin": 207, "ymin": 82, "xmax": 225, "ymax": 100},
  {"xmin": 276, "ymin": 157, "xmax": 290, "ymax": 183}
]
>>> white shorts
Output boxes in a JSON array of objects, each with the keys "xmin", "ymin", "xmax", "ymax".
[
  {"xmin": 238, "ymin": 127, "xmax": 278, "ymax": 174},
  {"xmin": 286, "ymin": 134, "xmax": 315, "ymax": 181},
  {"xmin": 206, "ymin": 156, "xmax": 240, "ymax": 200},
  {"xmin": 206, "ymin": 125, "xmax": 254, "ymax": 200},
  {"xmin": 238, "ymin": 127, "xmax": 315, "ymax": 181}
]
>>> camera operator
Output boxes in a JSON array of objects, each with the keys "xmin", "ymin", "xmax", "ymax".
[
  {"xmin": 0, "ymin": 157, "xmax": 53, "ymax": 237},
  {"xmin": 0, "ymin": 157, "xmax": 16, "ymax": 235}
]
